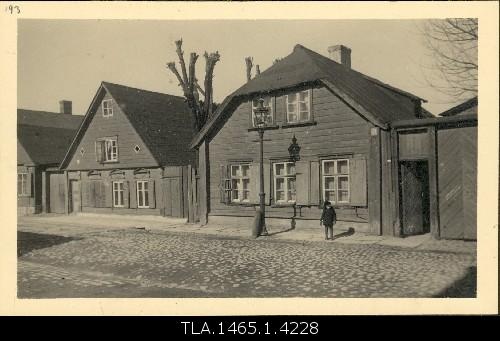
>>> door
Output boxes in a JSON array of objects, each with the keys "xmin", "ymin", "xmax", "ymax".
[
  {"xmin": 69, "ymin": 180, "xmax": 81, "ymax": 213},
  {"xmin": 162, "ymin": 178, "xmax": 181, "ymax": 217},
  {"xmin": 400, "ymin": 161, "xmax": 430, "ymax": 236}
]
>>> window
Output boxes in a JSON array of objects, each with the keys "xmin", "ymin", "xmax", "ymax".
[
  {"xmin": 251, "ymin": 97, "xmax": 274, "ymax": 127},
  {"xmin": 136, "ymin": 180, "xmax": 149, "ymax": 208},
  {"xmin": 286, "ymin": 89, "xmax": 311, "ymax": 123},
  {"xmin": 322, "ymin": 159, "xmax": 350, "ymax": 204},
  {"xmin": 102, "ymin": 99, "xmax": 113, "ymax": 117},
  {"xmin": 230, "ymin": 164, "xmax": 251, "ymax": 203},
  {"xmin": 17, "ymin": 173, "xmax": 28, "ymax": 196},
  {"xmin": 96, "ymin": 137, "xmax": 118, "ymax": 163},
  {"xmin": 113, "ymin": 181, "xmax": 124, "ymax": 207},
  {"xmin": 273, "ymin": 162, "xmax": 296, "ymax": 204}
]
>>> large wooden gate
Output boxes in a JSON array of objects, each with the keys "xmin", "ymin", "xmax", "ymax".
[{"xmin": 438, "ymin": 126, "xmax": 477, "ymax": 240}]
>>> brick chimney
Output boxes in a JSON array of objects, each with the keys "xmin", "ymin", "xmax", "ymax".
[
  {"xmin": 328, "ymin": 45, "xmax": 351, "ymax": 69},
  {"xmin": 59, "ymin": 100, "xmax": 72, "ymax": 115}
]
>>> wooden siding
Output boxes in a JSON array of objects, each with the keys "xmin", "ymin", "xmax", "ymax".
[
  {"xmin": 437, "ymin": 126, "xmax": 477, "ymax": 240},
  {"xmin": 208, "ymin": 85, "xmax": 373, "ymax": 223},
  {"xmin": 66, "ymin": 91, "xmax": 158, "ymax": 170},
  {"xmin": 398, "ymin": 129, "xmax": 429, "ymax": 159},
  {"xmin": 66, "ymin": 166, "xmax": 188, "ymax": 217}
]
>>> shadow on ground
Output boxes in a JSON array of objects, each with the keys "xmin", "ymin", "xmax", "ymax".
[
  {"xmin": 433, "ymin": 266, "xmax": 477, "ymax": 298},
  {"xmin": 331, "ymin": 227, "xmax": 355, "ymax": 241},
  {"xmin": 18, "ymin": 231, "xmax": 78, "ymax": 257}
]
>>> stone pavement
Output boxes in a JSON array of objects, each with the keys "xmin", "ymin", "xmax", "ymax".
[
  {"xmin": 18, "ymin": 213, "xmax": 476, "ymax": 254},
  {"xmin": 17, "ymin": 214, "xmax": 477, "ymax": 298}
]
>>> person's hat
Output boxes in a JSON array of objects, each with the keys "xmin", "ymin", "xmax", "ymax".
[{"xmin": 324, "ymin": 201, "xmax": 331, "ymax": 207}]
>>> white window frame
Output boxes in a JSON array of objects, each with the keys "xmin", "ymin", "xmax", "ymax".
[
  {"xmin": 286, "ymin": 89, "xmax": 311, "ymax": 123},
  {"xmin": 273, "ymin": 162, "xmax": 296, "ymax": 204},
  {"xmin": 112, "ymin": 181, "xmax": 124, "ymax": 208},
  {"xmin": 102, "ymin": 99, "xmax": 113, "ymax": 117},
  {"xmin": 17, "ymin": 173, "xmax": 28, "ymax": 196},
  {"xmin": 322, "ymin": 159, "xmax": 350, "ymax": 204},
  {"xmin": 136, "ymin": 180, "xmax": 149, "ymax": 208},
  {"xmin": 251, "ymin": 97, "xmax": 274, "ymax": 127},
  {"xmin": 104, "ymin": 138, "xmax": 118, "ymax": 162},
  {"xmin": 230, "ymin": 164, "xmax": 251, "ymax": 203}
]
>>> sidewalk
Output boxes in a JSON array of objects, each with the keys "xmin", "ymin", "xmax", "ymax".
[{"xmin": 17, "ymin": 213, "xmax": 476, "ymax": 255}]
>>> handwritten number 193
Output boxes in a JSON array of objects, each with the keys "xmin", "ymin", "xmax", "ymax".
[{"xmin": 6, "ymin": 5, "xmax": 20, "ymax": 14}]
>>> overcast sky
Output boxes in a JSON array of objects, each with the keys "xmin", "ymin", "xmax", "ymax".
[{"xmin": 18, "ymin": 19, "xmax": 472, "ymax": 116}]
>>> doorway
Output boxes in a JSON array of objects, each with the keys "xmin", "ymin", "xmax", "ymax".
[
  {"xmin": 399, "ymin": 160, "xmax": 430, "ymax": 236},
  {"xmin": 69, "ymin": 180, "xmax": 81, "ymax": 213}
]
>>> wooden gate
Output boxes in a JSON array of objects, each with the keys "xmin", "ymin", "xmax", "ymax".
[
  {"xmin": 162, "ymin": 177, "xmax": 182, "ymax": 217},
  {"xmin": 49, "ymin": 173, "xmax": 66, "ymax": 213},
  {"xmin": 438, "ymin": 126, "xmax": 477, "ymax": 240},
  {"xmin": 69, "ymin": 180, "xmax": 81, "ymax": 213}
]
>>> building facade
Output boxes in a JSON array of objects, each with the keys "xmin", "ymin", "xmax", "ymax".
[
  {"xmin": 59, "ymin": 82, "xmax": 196, "ymax": 218},
  {"xmin": 17, "ymin": 104, "xmax": 83, "ymax": 215},
  {"xmin": 191, "ymin": 44, "xmax": 478, "ymax": 240}
]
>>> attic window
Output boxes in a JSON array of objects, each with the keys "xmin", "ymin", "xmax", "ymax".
[
  {"xmin": 134, "ymin": 145, "xmax": 141, "ymax": 153},
  {"xmin": 102, "ymin": 99, "xmax": 113, "ymax": 117},
  {"xmin": 286, "ymin": 89, "xmax": 311, "ymax": 123},
  {"xmin": 80, "ymin": 148, "xmax": 85, "ymax": 156}
]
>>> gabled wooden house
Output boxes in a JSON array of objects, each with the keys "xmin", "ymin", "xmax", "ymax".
[
  {"xmin": 190, "ymin": 44, "xmax": 477, "ymax": 240},
  {"xmin": 17, "ymin": 104, "xmax": 83, "ymax": 215},
  {"xmin": 59, "ymin": 82, "xmax": 196, "ymax": 217}
]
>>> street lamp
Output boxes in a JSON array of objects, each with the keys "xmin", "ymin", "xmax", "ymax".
[{"xmin": 253, "ymin": 98, "xmax": 272, "ymax": 237}]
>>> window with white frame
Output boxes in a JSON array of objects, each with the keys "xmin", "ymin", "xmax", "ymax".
[
  {"xmin": 322, "ymin": 159, "xmax": 350, "ymax": 204},
  {"xmin": 113, "ymin": 181, "xmax": 124, "ymax": 207},
  {"xmin": 96, "ymin": 137, "xmax": 118, "ymax": 163},
  {"xmin": 230, "ymin": 164, "xmax": 251, "ymax": 203},
  {"xmin": 102, "ymin": 99, "xmax": 113, "ymax": 117},
  {"xmin": 286, "ymin": 89, "xmax": 311, "ymax": 123},
  {"xmin": 136, "ymin": 180, "xmax": 149, "ymax": 208},
  {"xmin": 17, "ymin": 173, "xmax": 28, "ymax": 196},
  {"xmin": 273, "ymin": 162, "xmax": 296, "ymax": 204},
  {"xmin": 251, "ymin": 97, "xmax": 274, "ymax": 127}
]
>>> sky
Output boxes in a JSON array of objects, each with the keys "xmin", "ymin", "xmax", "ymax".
[{"xmin": 18, "ymin": 19, "xmax": 473, "ymax": 116}]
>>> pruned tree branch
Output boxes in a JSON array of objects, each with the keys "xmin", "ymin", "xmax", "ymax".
[
  {"xmin": 245, "ymin": 56, "xmax": 253, "ymax": 82},
  {"xmin": 166, "ymin": 39, "xmax": 221, "ymax": 131}
]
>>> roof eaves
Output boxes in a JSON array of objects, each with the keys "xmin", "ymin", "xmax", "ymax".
[{"xmin": 59, "ymin": 83, "xmax": 106, "ymax": 170}]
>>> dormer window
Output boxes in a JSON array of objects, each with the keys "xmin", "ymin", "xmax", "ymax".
[
  {"xmin": 102, "ymin": 99, "xmax": 113, "ymax": 117},
  {"xmin": 286, "ymin": 89, "xmax": 311, "ymax": 123},
  {"xmin": 251, "ymin": 97, "xmax": 274, "ymax": 127}
]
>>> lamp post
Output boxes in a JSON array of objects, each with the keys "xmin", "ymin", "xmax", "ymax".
[{"xmin": 253, "ymin": 98, "xmax": 271, "ymax": 237}]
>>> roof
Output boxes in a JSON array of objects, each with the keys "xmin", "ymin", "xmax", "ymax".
[
  {"xmin": 17, "ymin": 109, "xmax": 83, "ymax": 165},
  {"xmin": 439, "ymin": 97, "xmax": 477, "ymax": 117},
  {"xmin": 191, "ymin": 44, "xmax": 426, "ymax": 148},
  {"xmin": 60, "ymin": 82, "xmax": 194, "ymax": 168}
]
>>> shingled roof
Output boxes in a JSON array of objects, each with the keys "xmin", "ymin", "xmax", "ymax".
[
  {"xmin": 60, "ymin": 82, "xmax": 194, "ymax": 168},
  {"xmin": 191, "ymin": 44, "xmax": 427, "ymax": 148},
  {"xmin": 17, "ymin": 109, "xmax": 83, "ymax": 166}
]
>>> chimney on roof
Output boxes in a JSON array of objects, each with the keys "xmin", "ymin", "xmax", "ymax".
[
  {"xmin": 328, "ymin": 45, "xmax": 351, "ymax": 69},
  {"xmin": 59, "ymin": 100, "xmax": 72, "ymax": 115}
]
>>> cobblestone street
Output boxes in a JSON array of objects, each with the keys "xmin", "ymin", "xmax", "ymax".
[{"xmin": 18, "ymin": 226, "xmax": 477, "ymax": 298}]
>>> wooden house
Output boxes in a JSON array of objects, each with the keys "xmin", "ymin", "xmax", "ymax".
[
  {"xmin": 17, "ymin": 103, "xmax": 83, "ymax": 215},
  {"xmin": 190, "ymin": 44, "xmax": 477, "ymax": 240},
  {"xmin": 59, "ymin": 82, "xmax": 196, "ymax": 218}
]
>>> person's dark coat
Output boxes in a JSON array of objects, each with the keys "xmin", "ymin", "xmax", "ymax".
[{"xmin": 320, "ymin": 206, "xmax": 337, "ymax": 227}]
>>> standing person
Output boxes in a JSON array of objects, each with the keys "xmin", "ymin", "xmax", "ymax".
[{"xmin": 320, "ymin": 200, "xmax": 336, "ymax": 240}]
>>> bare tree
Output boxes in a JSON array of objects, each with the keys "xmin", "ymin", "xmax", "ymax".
[
  {"xmin": 166, "ymin": 39, "xmax": 220, "ymax": 131},
  {"xmin": 420, "ymin": 18, "xmax": 478, "ymax": 101}
]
